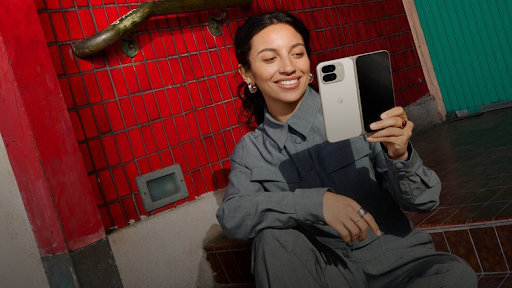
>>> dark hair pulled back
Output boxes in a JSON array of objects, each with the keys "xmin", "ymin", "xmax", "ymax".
[{"xmin": 235, "ymin": 11, "xmax": 311, "ymax": 127}]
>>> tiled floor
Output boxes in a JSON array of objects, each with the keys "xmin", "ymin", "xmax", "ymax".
[{"xmin": 206, "ymin": 107, "xmax": 512, "ymax": 287}]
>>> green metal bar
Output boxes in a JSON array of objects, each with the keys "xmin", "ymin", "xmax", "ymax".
[{"xmin": 72, "ymin": 0, "xmax": 252, "ymax": 59}]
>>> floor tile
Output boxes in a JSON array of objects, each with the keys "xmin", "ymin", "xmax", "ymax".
[{"xmin": 470, "ymin": 227, "xmax": 508, "ymax": 273}]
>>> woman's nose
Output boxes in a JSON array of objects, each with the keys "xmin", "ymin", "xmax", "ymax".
[{"xmin": 279, "ymin": 59, "xmax": 296, "ymax": 74}]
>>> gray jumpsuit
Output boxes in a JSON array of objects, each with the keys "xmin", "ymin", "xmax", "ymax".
[{"xmin": 216, "ymin": 87, "xmax": 476, "ymax": 288}]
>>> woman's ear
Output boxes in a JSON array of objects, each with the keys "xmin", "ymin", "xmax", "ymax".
[{"xmin": 238, "ymin": 64, "xmax": 252, "ymax": 84}]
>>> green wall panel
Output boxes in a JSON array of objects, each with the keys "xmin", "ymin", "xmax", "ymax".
[{"xmin": 415, "ymin": 0, "xmax": 512, "ymax": 113}]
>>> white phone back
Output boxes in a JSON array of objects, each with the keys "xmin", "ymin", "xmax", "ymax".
[{"xmin": 316, "ymin": 58, "xmax": 363, "ymax": 143}]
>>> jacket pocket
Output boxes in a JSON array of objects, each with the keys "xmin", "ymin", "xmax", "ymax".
[
  {"xmin": 321, "ymin": 137, "xmax": 371, "ymax": 174},
  {"xmin": 251, "ymin": 166, "xmax": 300, "ymax": 191}
]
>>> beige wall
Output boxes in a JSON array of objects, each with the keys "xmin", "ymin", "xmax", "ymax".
[
  {"xmin": 0, "ymin": 135, "xmax": 50, "ymax": 288},
  {"xmin": 108, "ymin": 190, "xmax": 225, "ymax": 288}
]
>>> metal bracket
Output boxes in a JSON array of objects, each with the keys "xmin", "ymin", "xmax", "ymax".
[
  {"xmin": 208, "ymin": 10, "xmax": 227, "ymax": 37},
  {"xmin": 121, "ymin": 37, "xmax": 138, "ymax": 58}
]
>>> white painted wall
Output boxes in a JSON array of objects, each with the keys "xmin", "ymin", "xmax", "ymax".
[
  {"xmin": 0, "ymin": 135, "xmax": 50, "ymax": 288},
  {"xmin": 108, "ymin": 189, "xmax": 226, "ymax": 288}
]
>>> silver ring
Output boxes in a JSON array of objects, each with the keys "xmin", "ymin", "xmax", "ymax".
[{"xmin": 357, "ymin": 207, "xmax": 367, "ymax": 217}]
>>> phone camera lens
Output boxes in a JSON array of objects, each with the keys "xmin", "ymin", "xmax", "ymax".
[
  {"xmin": 323, "ymin": 73, "xmax": 337, "ymax": 82},
  {"xmin": 322, "ymin": 65, "xmax": 336, "ymax": 73}
]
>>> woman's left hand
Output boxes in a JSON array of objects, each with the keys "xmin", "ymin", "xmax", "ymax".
[{"xmin": 366, "ymin": 106, "xmax": 413, "ymax": 161}]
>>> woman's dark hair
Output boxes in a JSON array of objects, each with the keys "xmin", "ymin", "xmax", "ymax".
[{"xmin": 235, "ymin": 11, "xmax": 311, "ymax": 127}]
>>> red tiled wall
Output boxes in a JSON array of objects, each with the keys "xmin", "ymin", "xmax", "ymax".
[{"xmin": 35, "ymin": 0, "xmax": 428, "ymax": 230}]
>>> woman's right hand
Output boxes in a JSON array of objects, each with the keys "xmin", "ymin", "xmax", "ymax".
[{"xmin": 322, "ymin": 191, "xmax": 381, "ymax": 243}]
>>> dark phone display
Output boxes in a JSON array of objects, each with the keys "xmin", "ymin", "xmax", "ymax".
[{"xmin": 355, "ymin": 51, "xmax": 395, "ymax": 132}]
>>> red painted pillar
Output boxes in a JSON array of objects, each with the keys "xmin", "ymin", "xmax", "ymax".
[{"xmin": 0, "ymin": 0, "xmax": 117, "ymax": 286}]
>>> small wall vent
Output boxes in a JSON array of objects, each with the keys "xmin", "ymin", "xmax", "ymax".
[{"xmin": 135, "ymin": 164, "xmax": 188, "ymax": 212}]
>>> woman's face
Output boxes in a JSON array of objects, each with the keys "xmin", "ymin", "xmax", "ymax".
[{"xmin": 240, "ymin": 23, "xmax": 311, "ymax": 120}]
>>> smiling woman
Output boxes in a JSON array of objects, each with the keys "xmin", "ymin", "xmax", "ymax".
[{"xmin": 216, "ymin": 11, "xmax": 477, "ymax": 288}]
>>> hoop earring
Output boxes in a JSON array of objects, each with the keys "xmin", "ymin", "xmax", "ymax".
[
  {"xmin": 248, "ymin": 83, "xmax": 257, "ymax": 93},
  {"xmin": 309, "ymin": 73, "xmax": 314, "ymax": 83}
]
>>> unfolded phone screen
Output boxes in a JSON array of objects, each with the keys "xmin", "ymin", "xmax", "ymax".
[{"xmin": 355, "ymin": 51, "xmax": 395, "ymax": 132}]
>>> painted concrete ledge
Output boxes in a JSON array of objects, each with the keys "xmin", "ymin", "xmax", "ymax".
[
  {"xmin": 405, "ymin": 94, "xmax": 444, "ymax": 134},
  {"xmin": 108, "ymin": 189, "xmax": 227, "ymax": 288}
]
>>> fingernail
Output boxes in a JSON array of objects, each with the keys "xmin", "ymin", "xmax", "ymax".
[
  {"xmin": 381, "ymin": 113, "xmax": 388, "ymax": 119},
  {"xmin": 367, "ymin": 137, "xmax": 374, "ymax": 141},
  {"xmin": 376, "ymin": 230, "xmax": 382, "ymax": 237},
  {"xmin": 370, "ymin": 123, "xmax": 376, "ymax": 129}
]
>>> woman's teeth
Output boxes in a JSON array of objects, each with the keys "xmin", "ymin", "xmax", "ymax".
[{"xmin": 278, "ymin": 79, "xmax": 298, "ymax": 86}]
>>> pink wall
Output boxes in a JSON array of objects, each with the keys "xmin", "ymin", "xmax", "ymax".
[{"xmin": 35, "ymin": 0, "xmax": 429, "ymax": 231}]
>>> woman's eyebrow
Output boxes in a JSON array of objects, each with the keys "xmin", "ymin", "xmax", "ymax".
[{"xmin": 256, "ymin": 43, "xmax": 305, "ymax": 56}]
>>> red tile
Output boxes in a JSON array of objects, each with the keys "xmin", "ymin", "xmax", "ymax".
[
  {"xmin": 110, "ymin": 69, "xmax": 129, "ymax": 97},
  {"xmin": 78, "ymin": 108, "xmax": 98, "ymax": 138},
  {"xmin": 134, "ymin": 193, "xmax": 150, "ymax": 217},
  {"xmin": 149, "ymin": 154, "xmax": 163, "ymax": 170},
  {"xmin": 146, "ymin": 62, "xmax": 164, "ymax": 89},
  {"xmin": 214, "ymin": 133, "xmax": 229, "ymax": 160},
  {"xmin": 232, "ymin": 126, "xmax": 243, "ymax": 144},
  {"xmin": 223, "ymin": 130, "xmax": 236, "ymax": 155},
  {"xmin": 60, "ymin": 44, "xmax": 79, "ymax": 75},
  {"xmin": 138, "ymin": 33, "xmax": 156, "ymax": 60},
  {"xmin": 209, "ymin": 51, "xmax": 223, "ymax": 75},
  {"xmin": 161, "ymin": 150, "xmax": 173, "ymax": 167},
  {"xmin": 185, "ymin": 112, "xmax": 200, "ymax": 139},
  {"xmin": 163, "ymin": 119, "xmax": 179, "ymax": 146},
  {"xmin": 183, "ymin": 28, "xmax": 198, "ymax": 53},
  {"xmin": 134, "ymin": 64, "xmax": 152, "ymax": 91},
  {"xmin": 429, "ymin": 232, "xmax": 449, "ymax": 253},
  {"xmin": 204, "ymin": 136, "xmax": 219, "ymax": 163},
  {"xmin": 467, "ymin": 201, "xmax": 509, "ymax": 224},
  {"xmin": 98, "ymin": 207, "xmax": 113, "ymax": 231},
  {"xmin": 122, "ymin": 66, "xmax": 140, "ymax": 94},
  {"xmin": 48, "ymin": 45, "xmax": 64, "ymax": 76},
  {"xmin": 215, "ymin": 104, "xmax": 230, "ymax": 129},
  {"xmin": 177, "ymin": 85, "xmax": 193, "ymax": 112},
  {"xmin": 152, "ymin": 122, "xmax": 168, "ymax": 151},
  {"xmin": 495, "ymin": 225, "xmax": 512, "ymax": 271},
  {"xmin": 185, "ymin": 173, "xmax": 197, "ymax": 200},
  {"xmin": 89, "ymin": 139, "xmax": 108, "ymax": 170},
  {"xmin": 217, "ymin": 75, "xmax": 233, "ymax": 100},
  {"xmin": 478, "ymin": 274, "xmax": 507, "ymax": 288},
  {"xmin": 160, "ymin": 31, "xmax": 177, "ymax": 57},
  {"xmin": 192, "ymin": 170, "xmax": 206, "ymax": 195},
  {"xmin": 189, "ymin": 54, "xmax": 205, "ymax": 79},
  {"xmin": 64, "ymin": 11, "xmax": 83, "ymax": 40},
  {"xmin": 69, "ymin": 111, "xmax": 85, "ymax": 141},
  {"xmin": 169, "ymin": 58, "xmax": 185, "ymax": 84},
  {"xmin": 444, "ymin": 229, "xmax": 482, "ymax": 273},
  {"xmin": 206, "ymin": 106, "xmax": 220, "ymax": 132},
  {"xmin": 195, "ymin": 109, "xmax": 211, "ymax": 136},
  {"xmin": 132, "ymin": 95, "xmax": 149, "ymax": 124},
  {"xmin": 38, "ymin": 13, "xmax": 55, "ymax": 43},
  {"xmin": 180, "ymin": 57, "xmax": 195, "ymax": 82},
  {"xmin": 50, "ymin": 12, "xmax": 70, "ymax": 41},
  {"xmin": 83, "ymin": 74, "xmax": 101, "ymax": 104},
  {"xmin": 108, "ymin": 202, "xmax": 127, "ymax": 229},
  {"xmin": 105, "ymin": 102, "xmax": 124, "ymax": 132},
  {"xmin": 141, "ymin": 125, "xmax": 157, "ymax": 155},
  {"xmin": 136, "ymin": 158, "xmax": 151, "ymax": 175},
  {"xmin": 91, "ymin": 8, "xmax": 110, "ymax": 31},
  {"xmin": 89, "ymin": 174, "xmax": 104, "ymax": 206},
  {"xmin": 128, "ymin": 128, "xmax": 146, "ymax": 158},
  {"xmin": 167, "ymin": 87, "xmax": 183, "ymax": 115},
  {"xmin": 115, "ymin": 132, "xmax": 133, "ymax": 163},
  {"xmin": 102, "ymin": 135, "xmax": 121, "ymax": 166},
  {"xmin": 155, "ymin": 90, "xmax": 171, "ymax": 118},
  {"xmin": 125, "ymin": 162, "xmax": 139, "ymax": 193},
  {"xmin": 79, "ymin": 144, "xmax": 94, "ymax": 173},
  {"xmin": 77, "ymin": 9, "xmax": 97, "ymax": 38},
  {"xmin": 193, "ymin": 139, "xmax": 209, "ymax": 167},
  {"xmin": 143, "ymin": 92, "xmax": 161, "ymax": 121},
  {"xmin": 172, "ymin": 147, "xmax": 188, "ymax": 173},
  {"xmin": 202, "ymin": 167, "xmax": 216, "ymax": 192},
  {"xmin": 174, "ymin": 115, "xmax": 190, "ymax": 142},
  {"xmin": 192, "ymin": 26, "xmax": 207, "ymax": 51},
  {"xmin": 494, "ymin": 202, "xmax": 512, "ymax": 221},
  {"xmin": 207, "ymin": 78, "xmax": 222, "ymax": 103},
  {"xmin": 225, "ymin": 101, "xmax": 239, "ymax": 127},
  {"xmin": 157, "ymin": 60, "xmax": 173, "ymax": 87},
  {"xmin": 218, "ymin": 48, "xmax": 233, "ymax": 72},
  {"xmin": 443, "ymin": 204, "xmax": 484, "ymax": 227},
  {"xmin": 121, "ymin": 197, "xmax": 139, "ymax": 223},
  {"xmin": 172, "ymin": 29, "xmax": 187, "ymax": 55},
  {"xmin": 198, "ymin": 80, "xmax": 213, "ymax": 106},
  {"xmin": 470, "ymin": 227, "xmax": 508, "ymax": 272},
  {"xmin": 119, "ymin": 98, "xmax": 137, "ymax": 128},
  {"xmin": 92, "ymin": 104, "xmax": 111, "ymax": 134}
]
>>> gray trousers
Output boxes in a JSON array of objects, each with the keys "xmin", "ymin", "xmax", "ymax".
[{"xmin": 251, "ymin": 227, "xmax": 477, "ymax": 288}]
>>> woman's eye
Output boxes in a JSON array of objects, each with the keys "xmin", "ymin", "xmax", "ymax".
[
  {"xmin": 293, "ymin": 52, "xmax": 305, "ymax": 58},
  {"xmin": 263, "ymin": 57, "xmax": 276, "ymax": 63}
]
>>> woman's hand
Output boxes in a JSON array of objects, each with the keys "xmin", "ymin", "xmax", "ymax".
[
  {"xmin": 366, "ymin": 106, "xmax": 413, "ymax": 161},
  {"xmin": 323, "ymin": 192, "xmax": 381, "ymax": 243}
]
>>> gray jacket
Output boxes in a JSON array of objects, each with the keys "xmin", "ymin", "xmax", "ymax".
[{"xmin": 216, "ymin": 87, "xmax": 440, "ymax": 249}]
